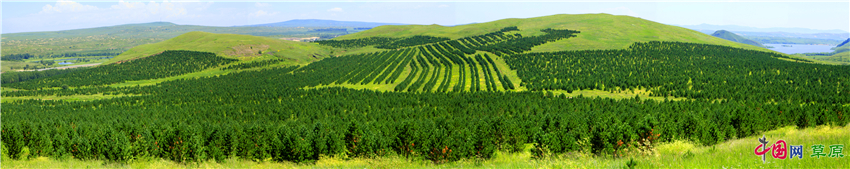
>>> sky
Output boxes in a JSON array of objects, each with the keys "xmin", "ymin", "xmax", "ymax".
[{"xmin": 2, "ymin": 0, "xmax": 849, "ymax": 34}]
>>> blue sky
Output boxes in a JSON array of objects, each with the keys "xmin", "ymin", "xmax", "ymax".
[{"xmin": 2, "ymin": 0, "xmax": 848, "ymax": 34}]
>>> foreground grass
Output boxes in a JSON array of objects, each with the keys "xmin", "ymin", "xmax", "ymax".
[{"xmin": 3, "ymin": 124, "xmax": 846, "ymax": 168}]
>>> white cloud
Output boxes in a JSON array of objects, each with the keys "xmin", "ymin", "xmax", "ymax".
[
  {"xmin": 327, "ymin": 7, "xmax": 343, "ymax": 12},
  {"xmin": 249, "ymin": 10, "xmax": 278, "ymax": 17},
  {"xmin": 255, "ymin": 2, "xmax": 270, "ymax": 8},
  {"xmin": 40, "ymin": 0, "xmax": 99, "ymax": 14}
]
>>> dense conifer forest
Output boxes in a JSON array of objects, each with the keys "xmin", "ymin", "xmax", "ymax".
[{"xmin": 2, "ymin": 27, "xmax": 848, "ymax": 164}]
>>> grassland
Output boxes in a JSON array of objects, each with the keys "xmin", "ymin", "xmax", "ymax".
[
  {"xmin": 2, "ymin": 56, "xmax": 114, "ymax": 72},
  {"xmin": 0, "ymin": 60, "xmax": 43, "ymax": 72},
  {"xmin": 336, "ymin": 14, "xmax": 778, "ymax": 54},
  {"xmin": 3, "ymin": 124, "xmax": 845, "ymax": 168},
  {"xmin": 105, "ymin": 31, "xmax": 332, "ymax": 65}
]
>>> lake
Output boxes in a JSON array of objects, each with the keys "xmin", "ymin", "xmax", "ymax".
[
  {"xmin": 764, "ymin": 44, "xmax": 836, "ymax": 54},
  {"xmin": 58, "ymin": 62, "xmax": 74, "ymax": 65},
  {"xmin": 53, "ymin": 56, "xmax": 114, "ymax": 61}
]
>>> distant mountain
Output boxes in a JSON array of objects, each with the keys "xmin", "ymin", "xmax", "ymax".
[
  {"xmin": 711, "ymin": 30, "xmax": 766, "ymax": 48},
  {"xmin": 678, "ymin": 24, "xmax": 849, "ymax": 34},
  {"xmin": 691, "ymin": 29, "xmax": 849, "ymax": 41},
  {"xmin": 242, "ymin": 19, "xmax": 406, "ymax": 28}
]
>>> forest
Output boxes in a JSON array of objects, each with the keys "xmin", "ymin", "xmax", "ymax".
[{"xmin": 2, "ymin": 27, "xmax": 849, "ymax": 164}]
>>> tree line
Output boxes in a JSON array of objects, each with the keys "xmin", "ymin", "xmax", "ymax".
[{"xmin": 503, "ymin": 41, "xmax": 850, "ymax": 103}]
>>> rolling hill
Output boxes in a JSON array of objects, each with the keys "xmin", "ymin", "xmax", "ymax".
[
  {"xmin": 1, "ymin": 21, "xmax": 363, "ymax": 65},
  {"xmin": 710, "ymin": 30, "xmax": 766, "ymax": 48},
  {"xmin": 105, "ymin": 31, "xmax": 331, "ymax": 65},
  {"xmin": 334, "ymin": 14, "xmax": 778, "ymax": 53}
]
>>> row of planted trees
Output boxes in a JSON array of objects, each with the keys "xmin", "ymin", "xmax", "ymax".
[
  {"xmin": 4, "ymin": 83, "xmax": 847, "ymax": 163},
  {"xmin": 504, "ymin": 41, "xmax": 850, "ymax": 103}
]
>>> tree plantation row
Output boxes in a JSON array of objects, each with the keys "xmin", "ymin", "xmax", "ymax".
[
  {"xmin": 504, "ymin": 41, "xmax": 850, "ymax": 103},
  {"xmin": 313, "ymin": 26, "xmax": 522, "ymax": 50}
]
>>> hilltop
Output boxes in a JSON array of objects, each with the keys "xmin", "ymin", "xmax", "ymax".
[
  {"xmin": 106, "ymin": 32, "xmax": 331, "ymax": 65},
  {"xmin": 335, "ymin": 14, "xmax": 777, "ymax": 53},
  {"xmin": 711, "ymin": 30, "xmax": 766, "ymax": 48}
]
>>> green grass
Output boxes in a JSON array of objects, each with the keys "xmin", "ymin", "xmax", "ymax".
[
  {"xmin": 794, "ymin": 51, "xmax": 850, "ymax": 65},
  {"xmin": 0, "ymin": 60, "xmax": 44, "ymax": 72},
  {"xmin": 327, "ymin": 46, "xmax": 390, "ymax": 57},
  {"xmin": 337, "ymin": 14, "xmax": 780, "ymax": 55},
  {"xmin": 4, "ymin": 124, "xmax": 845, "ymax": 168}
]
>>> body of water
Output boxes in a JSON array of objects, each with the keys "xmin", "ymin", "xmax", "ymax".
[
  {"xmin": 764, "ymin": 44, "xmax": 836, "ymax": 54},
  {"xmin": 54, "ymin": 56, "xmax": 114, "ymax": 61},
  {"xmin": 57, "ymin": 62, "xmax": 74, "ymax": 65}
]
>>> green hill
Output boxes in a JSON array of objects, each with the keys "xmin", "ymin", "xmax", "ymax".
[
  {"xmin": 711, "ymin": 30, "xmax": 766, "ymax": 48},
  {"xmin": 838, "ymin": 38, "xmax": 850, "ymax": 47},
  {"xmin": 335, "ymin": 14, "xmax": 776, "ymax": 53},
  {"xmin": 106, "ymin": 31, "xmax": 331, "ymax": 65},
  {"xmin": 3, "ymin": 13, "xmax": 850, "ymax": 168},
  {"xmin": 0, "ymin": 22, "xmax": 359, "ymax": 68},
  {"xmin": 801, "ymin": 38, "xmax": 850, "ymax": 64}
]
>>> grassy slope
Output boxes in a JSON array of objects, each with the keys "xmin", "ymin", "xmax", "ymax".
[
  {"xmin": 816, "ymin": 51, "xmax": 850, "ymax": 64},
  {"xmin": 106, "ymin": 31, "xmax": 331, "ymax": 65},
  {"xmin": 4, "ymin": 124, "xmax": 845, "ymax": 168},
  {"xmin": 0, "ymin": 22, "xmax": 360, "ymax": 71},
  {"xmin": 0, "ymin": 61, "xmax": 43, "ymax": 72},
  {"xmin": 1, "ymin": 22, "xmax": 345, "ymax": 56},
  {"xmin": 336, "ymin": 14, "xmax": 777, "ymax": 54}
]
